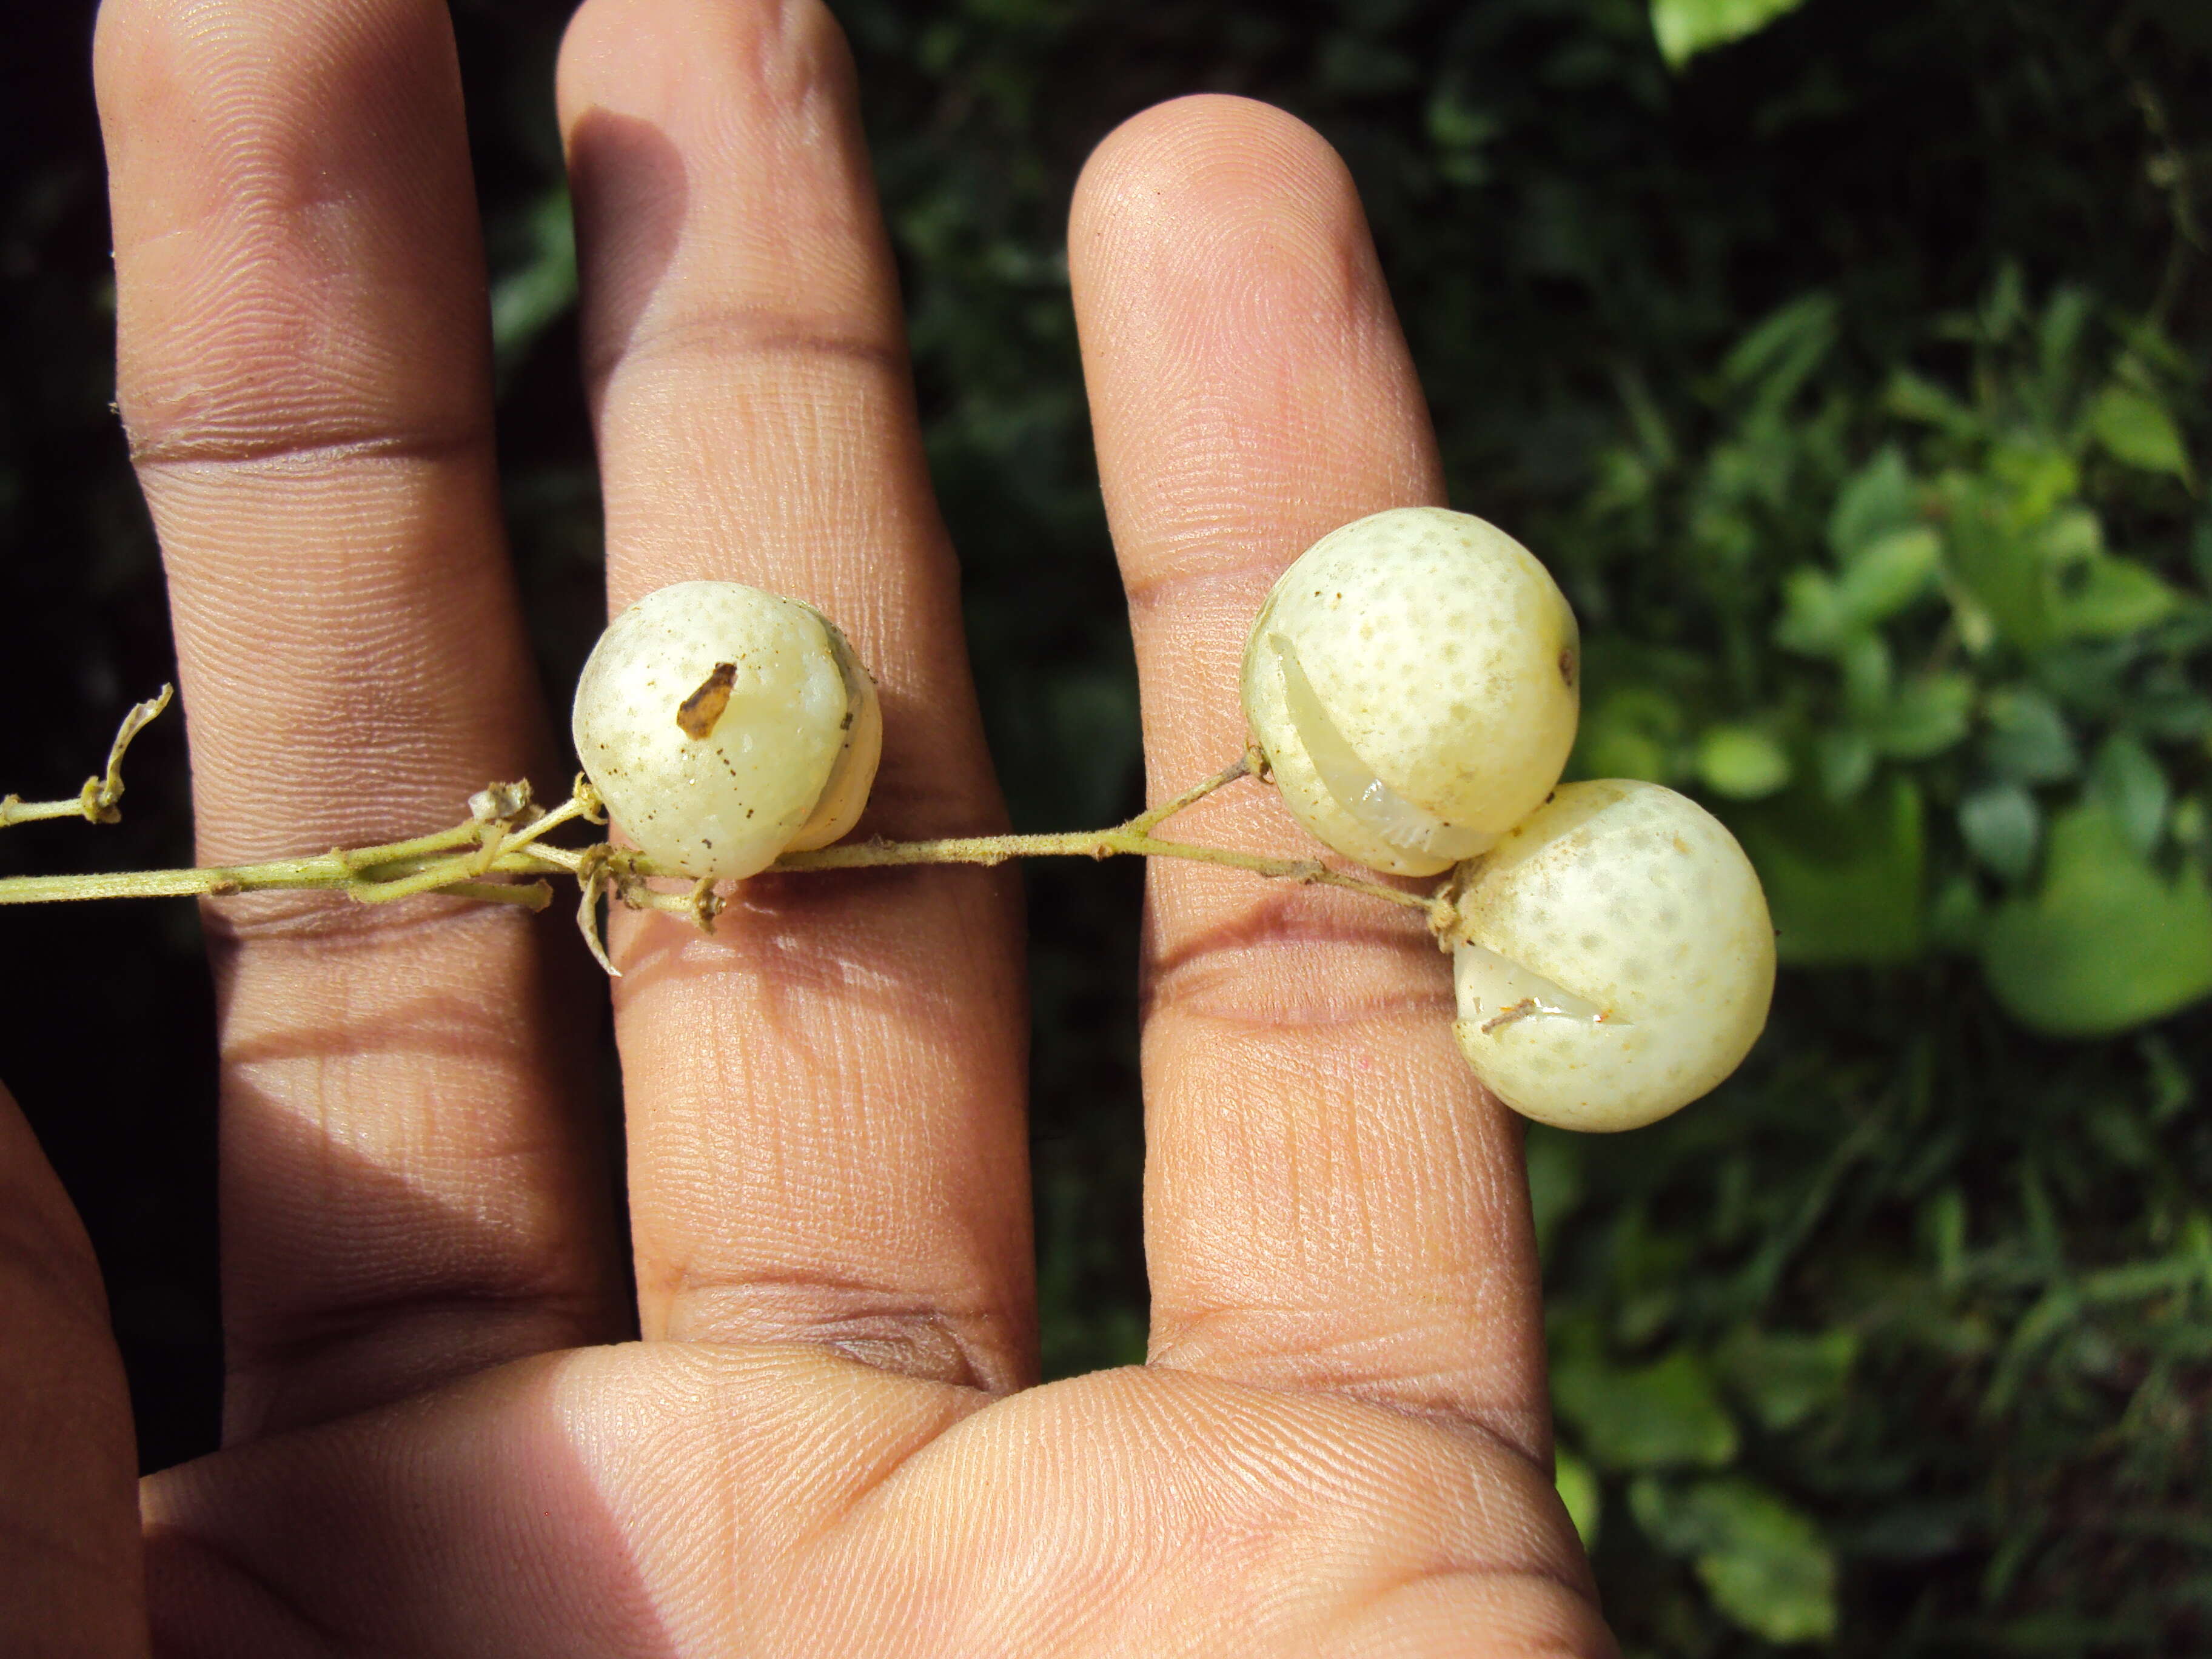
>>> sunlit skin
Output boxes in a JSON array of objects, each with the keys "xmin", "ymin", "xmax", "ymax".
[{"xmin": 1, "ymin": 1, "xmax": 1612, "ymax": 1654}]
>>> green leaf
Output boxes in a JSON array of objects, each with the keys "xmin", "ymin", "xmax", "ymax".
[
  {"xmin": 1981, "ymin": 687, "xmax": 2079, "ymax": 783},
  {"xmin": 1839, "ymin": 632, "xmax": 1892, "ymax": 717},
  {"xmin": 2089, "ymin": 734, "xmax": 2170, "ymax": 856},
  {"xmin": 2052, "ymin": 555, "xmax": 2181, "ymax": 638},
  {"xmin": 1835, "ymin": 525, "xmax": 1943, "ymax": 623},
  {"xmin": 1828, "ymin": 445, "xmax": 1919, "ymax": 560},
  {"xmin": 1815, "ymin": 728, "xmax": 1876, "ymax": 801},
  {"xmin": 2088, "ymin": 384, "xmax": 2193, "ymax": 481},
  {"xmin": 1774, "ymin": 567, "xmax": 1846, "ymax": 656},
  {"xmin": 1717, "ymin": 1325, "xmax": 1858, "ymax": 1432},
  {"xmin": 1696, "ymin": 725, "xmax": 1792, "ymax": 799},
  {"xmin": 1570, "ymin": 685, "xmax": 1685, "ymax": 784},
  {"xmin": 1978, "ymin": 263, "xmax": 2029, "ymax": 344},
  {"xmin": 1630, "ymin": 1476, "xmax": 1839, "ymax": 1644},
  {"xmin": 1928, "ymin": 871, "xmax": 1988, "ymax": 951},
  {"xmin": 1719, "ymin": 293, "xmax": 1837, "ymax": 416},
  {"xmin": 1994, "ymin": 447, "xmax": 2084, "ymax": 523},
  {"xmin": 1936, "ymin": 472, "xmax": 2169, "ymax": 651},
  {"xmin": 1959, "ymin": 782, "xmax": 2042, "ymax": 882},
  {"xmin": 1651, "ymin": 0, "xmax": 1815, "ymax": 67},
  {"xmin": 1555, "ymin": 1446, "xmax": 1603, "ymax": 1550},
  {"xmin": 1939, "ymin": 479, "xmax": 2053, "ymax": 650},
  {"xmin": 2036, "ymin": 501, "xmax": 2103, "ymax": 566},
  {"xmin": 1728, "ymin": 776, "xmax": 1925, "ymax": 964},
  {"xmin": 1886, "ymin": 369, "xmax": 1980, "ymax": 438},
  {"xmin": 2036, "ymin": 286, "xmax": 2093, "ymax": 396},
  {"xmin": 1981, "ymin": 804, "xmax": 2212, "ymax": 1036},
  {"xmin": 1868, "ymin": 672, "xmax": 1973, "ymax": 760},
  {"xmin": 1777, "ymin": 532, "xmax": 1942, "ymax": 659},
  {"xmin": 1552, "ymin": 1347, "xmax": 1739, "ymax": 1471}
]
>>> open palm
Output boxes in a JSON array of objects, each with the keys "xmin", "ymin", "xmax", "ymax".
[{"xmin": 5, "ymin": 1, "xmax": 1607, "ymax": 1653}]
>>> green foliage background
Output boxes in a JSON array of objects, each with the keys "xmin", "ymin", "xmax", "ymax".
[{"xmin": 4, "ymin": 0, "xmax": 2212, "ymax": 1652}]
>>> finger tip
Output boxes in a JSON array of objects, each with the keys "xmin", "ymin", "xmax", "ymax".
[
  {"xmin": 1068, "ymin": 93, "xmax": 1436, "ymax": 563},
  {"xmin": 1071, "ymin": 94, "xmax": 1361, "ymax": 265},
  {"xmin": 1069, "ymin": 92, "xmax": 1389, "ymax": 378}
]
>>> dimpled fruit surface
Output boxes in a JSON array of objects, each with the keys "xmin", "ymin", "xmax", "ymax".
[
  {"xmin": 572, "ymin": 581, "xmax": 866, "ymax": 880},
  {"xmin": 1241, "ymin": 506, "xmax": 1580, "ymax": 876},
  {"xmin": 1450, "ymin": 779, "xmax": 1774, "ymax": 1131}
]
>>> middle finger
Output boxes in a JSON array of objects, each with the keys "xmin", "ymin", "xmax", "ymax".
[{"xmin": 557, "ymin": 0, "xmax": 1032, "ymax": 1390}]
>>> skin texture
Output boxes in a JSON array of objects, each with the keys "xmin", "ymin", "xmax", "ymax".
[{"xmin": 1, "ymin": 2, "xmax": 1615, "ymax": 1654}]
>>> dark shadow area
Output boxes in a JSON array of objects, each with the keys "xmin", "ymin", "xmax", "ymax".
[
  {"xmin": 563, "ymin": 106, "xmax": 692, "ymax": 404},
  {"xmin": 0, "ymin": 0, "xmax": 221, "ymax": 1474},
  {"xmin": 130, "ymin": 1122, "xmax": 685, "ymax": 1657}
]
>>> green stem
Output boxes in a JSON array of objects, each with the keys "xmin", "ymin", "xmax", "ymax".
[
  {"xmin": 0, "ymin": 846, "xmax": 563, "ymax": 906},
  {"xmin": 0, "ymin": 734, "xmax": 1442, "ymax": 943},
  {"xmin": 762, "ymin": 751, "xmax": 1432, "ymax": 913},
  {"xmin": 0, "ymin": 796, "xmax": 101, "ymax": 829},
  {"xmin": 0, "ymin": 685, "xmax": 174, "ymax": 830},
  {"xmin": 769, "ymin": 825, "xmax": 1429, "ymax": 913}
]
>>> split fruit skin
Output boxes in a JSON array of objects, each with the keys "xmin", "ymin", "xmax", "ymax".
[
  {"xmin": 571, "ymin": 581, "xmax": 881, "ymax": 880},
  {"xmin": 1239, "ymin": 506, "xmax": 1581, "ymax": 877},
  {"xmin": 1448, "ymin": 780, "xmax": 1775, "ymax": 1133}
]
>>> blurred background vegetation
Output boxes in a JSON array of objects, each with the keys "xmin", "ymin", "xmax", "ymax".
[{"xmin": 4, "ymin": 0, "xmax": 2211, "ymax": 1651}]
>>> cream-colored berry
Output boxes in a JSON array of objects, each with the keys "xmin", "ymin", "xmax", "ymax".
[
  {"xmin": 571, "ymin": 581, "xmax": 880, "ymax": 880},
  {"xmin": 1241, "ymin": 506, "xmax": 1580, "ymax": 876},
  {"xmin": 1449, "ymin": 779, "xmax": 1774, "ymax": 1131}
]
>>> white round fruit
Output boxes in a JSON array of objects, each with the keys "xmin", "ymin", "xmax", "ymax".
[
  {"xmin": 1240, "ymin": 506, "xmax": 1580, "ymax": 876},
  {"xmin": 571, "ymin": 581, "xmax": 881, "ymax": 880},
  {"xmin": 1448, "ymin": 779, "xmax": 1774, "ymax": 1131}
]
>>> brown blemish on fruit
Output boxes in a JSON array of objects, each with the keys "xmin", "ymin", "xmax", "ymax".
[
  {"xmin": 675, "ymin": 664, "xmax": 737, "ymax": 739},
  {"xmin": 1558, "ymin": 648, "xmax": 1578, "ymax": 689},
  {"xmin": 1481, "ymin": 997, "xmax": 1539, "ymax": 1034}
]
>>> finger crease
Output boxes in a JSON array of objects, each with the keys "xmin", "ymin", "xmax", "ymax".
[
  {"xmin": 1120, "ymin": 553, "xmax": 1282, "ymax": 615},
  {"xmin": 662, "ymin": 1275, "xmax": 1010, "ymax": 1393},
  {"xmin": 586, "ymin": 305, "xmax": 904, "ymax": 395},
  {"xmin": 129, "ymin": 423, "xmax": 489, "ymax": 474},
  {"xmin": 199, "ymin": 890, "xmax": 537, "ymax": 953},
  {"xmin": 1143, "ymin": 940, "xmax": 1448, "ymax": 1034},
  {"xmin": 225, "ymin": 1286, "xmax": 603, "ymax": 1381},
  {"xmin": 1141, "ymin": 1357, "xmax": 1558, "ymax": 1504}
]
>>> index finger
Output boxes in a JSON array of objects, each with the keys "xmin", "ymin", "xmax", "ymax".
[{"xmin": 1072, "ymin": 96, "xmax": 1552, "ymax": 1455}]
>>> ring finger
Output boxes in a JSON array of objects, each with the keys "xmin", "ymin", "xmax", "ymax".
[{"xmin": 96, "ymin": 0, "xmax": 624, "ymax": 1441}]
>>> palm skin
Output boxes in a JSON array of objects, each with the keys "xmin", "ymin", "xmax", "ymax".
[{"xmin": 1, "ymin": 1, "xmax": 1611, "ymax": 1654}]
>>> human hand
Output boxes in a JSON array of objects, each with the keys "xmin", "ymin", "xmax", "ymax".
[{"xmin": 4, "ymin": 1, "xmax": 1607, "ymax": 1652}]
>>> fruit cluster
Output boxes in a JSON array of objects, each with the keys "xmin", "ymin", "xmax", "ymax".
[
  {"xmin": 1242, "ymin": 509, "xmax": 1774, "ymax": 1131},
  {"xmin": 571, "ymin": 506, "xmax": 1776, "ymax": 1133}
]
